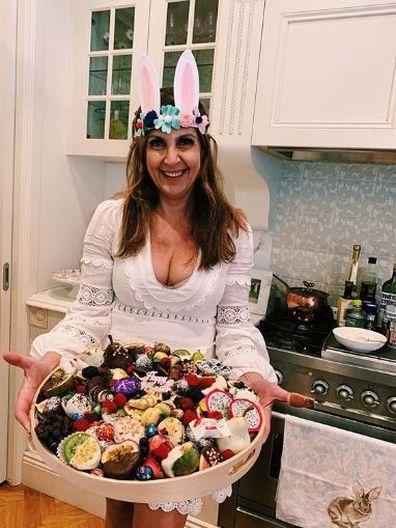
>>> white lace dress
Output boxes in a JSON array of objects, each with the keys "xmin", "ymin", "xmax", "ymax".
[{"xmin": 31, "ymin": 198, "xmax": 276, "ymax": 514}]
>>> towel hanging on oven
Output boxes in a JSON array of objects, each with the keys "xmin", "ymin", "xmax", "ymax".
[{"xmin": 275, "ymin": 415, "xmax": 396, "ymax": 528}]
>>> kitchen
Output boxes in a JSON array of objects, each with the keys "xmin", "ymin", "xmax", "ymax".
[{"xmin": 1, "ymin": 0, "xmax": 396, "ymax": 527}]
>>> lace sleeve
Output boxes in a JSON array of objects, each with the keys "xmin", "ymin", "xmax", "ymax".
[
  {"xmin": 30, "ymin": 200, "xmax": 121, "ymax": 363},
  {"xmin": 215, "ymin": 225, "xmax": 276, "ymax": 382}
]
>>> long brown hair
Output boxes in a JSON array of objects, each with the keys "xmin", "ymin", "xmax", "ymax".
[{"xmin": 117, "ymin": 90, "xmax": 247, "ymax": 269}]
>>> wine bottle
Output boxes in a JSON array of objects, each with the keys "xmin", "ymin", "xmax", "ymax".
[
  {"xmin": 378, "ymin": 263, "xmax": 396, "ymax": 330},
  {"xmin": 347, "ymin": 244, "xmax": 361, "ymax": 287},
  {"xmin": 336, "ymin": 280, "xmax": 354, "ymax": 327}
]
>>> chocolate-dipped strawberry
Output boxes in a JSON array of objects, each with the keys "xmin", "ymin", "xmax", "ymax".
[
  {"xmin": 103, "ymin": 336, "xmax": 133, "ymax": 370},
  {"xmin": 101, "ymin": 440, "xmax": 140, "ymax": 479}
]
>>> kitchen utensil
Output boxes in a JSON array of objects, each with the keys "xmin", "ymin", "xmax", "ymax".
[
  {"xmin": 273, "ymin": 275, "xmax": 329, "ymax": 324},
  {"xmin": 332, "ymin": 327, "xmax": 387, "ymax": 353}
]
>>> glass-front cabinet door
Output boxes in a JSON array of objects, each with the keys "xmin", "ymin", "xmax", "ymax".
[
  {"xmin": 67, "ymin": 0, "xmax": 149, "ymax": 158},
  {"xmin": 148, "ymin": 0, "xmax": 219, "ymax": 118}
]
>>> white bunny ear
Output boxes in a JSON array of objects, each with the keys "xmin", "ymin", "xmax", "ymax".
[
  {"xmin": 138, "ymin": 55, "xmax": 160, "ymax": 115},
  {"xmin": 174, "ymin": 49, "xmax": 200, "ymax": 114}
]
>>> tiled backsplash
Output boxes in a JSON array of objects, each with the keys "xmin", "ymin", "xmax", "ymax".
[{"xmin": 271, "ymin": 162, "xmax": 396, "ymax": 305}]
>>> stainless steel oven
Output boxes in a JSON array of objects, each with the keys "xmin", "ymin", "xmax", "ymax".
[{"xmin": 218, "ymin": 318, "xmax": 396, "ymax": 528}]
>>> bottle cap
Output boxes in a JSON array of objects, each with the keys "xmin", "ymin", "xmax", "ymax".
[
  {"xmin": 368, "ymin": 257, "xmax": 377, "ymax": 264},
  {"xmin": 351, "ymin": 299, "xmax": 362, "ymax": 308}
]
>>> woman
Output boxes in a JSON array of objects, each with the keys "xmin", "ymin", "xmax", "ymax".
[{"xmin": 4, "ymin": 51, "xmax": 311, "ymax": 528}]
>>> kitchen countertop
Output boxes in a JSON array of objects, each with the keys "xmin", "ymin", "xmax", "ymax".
[{"xmin": 26, "ymin": 286, "xmax": 78, "ymax": 313}]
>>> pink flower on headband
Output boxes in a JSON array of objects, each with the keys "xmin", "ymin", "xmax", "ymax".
[
  {"xmin": 195, "ymin": 114, "xmax": 209, "ymax": 134},
  {"xmin": 180, "ymin": 113, "xmax": 195, "ymax": 127}
]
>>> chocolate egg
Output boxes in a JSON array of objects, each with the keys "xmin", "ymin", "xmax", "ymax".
[
  {"xmin": 112, "ymin": 377, "xmax": 141, "ymax": 396},
  {"xmin": 135, "ymin": 465, "xmax": 154, "ymax": 481},
  {"xmin": 145, "ymin": 424, "xmax": 158, "ymax": 438}
]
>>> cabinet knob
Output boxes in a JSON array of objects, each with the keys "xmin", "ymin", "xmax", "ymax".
[{"xmin": 336, "ymin": 384, "xmax": 354, "ymax": 402}]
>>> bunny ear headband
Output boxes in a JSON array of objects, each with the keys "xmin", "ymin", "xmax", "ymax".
[{"xmin": 134, "ymin": 50, "xmax": 209, "ymax": 137}]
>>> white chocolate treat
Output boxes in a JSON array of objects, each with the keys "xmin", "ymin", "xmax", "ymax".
[
  {"xmin": 113, "ymin": 416, "xmax": 145, "ymax": 444},
  {"xmin": 216, "ymin": 417, "xmax": 251, "ymax": 453}
]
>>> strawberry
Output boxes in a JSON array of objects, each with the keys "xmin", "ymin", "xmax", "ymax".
[
  {"xmin": 221, "ymin": 449, "xmax": 235, "ymax": 460},
  {"xmin": 113, "ymin": 393, "xmax": 127, "ymax": 408},
  {"xmin": 149, "ymin": 435, "xmax": 174, "ymax": 460},
  {"xmin": 179, "ymin": 397, "xmax": 196, "ymax": 411},
  {"xmin": 182, "ymin": 410, "xmax": 198, "ymax": 425},
  {"xmin": 126, "ymin": 365, "xmax": 135, "ymax": 375},
  {"xmin": 75, "ymin": 384, "xmax": 87, "ymax": 394},
  {"xmin": 101, "ymin": 400, "xmax": 118, "ymax": 414},
  {"xmin": 73, "ymin": 418, "xmax": 91, "ymax": 432},
  {"xmin": 144, "ymin": 455, "xmax": 165, "ymax": 479},
  {"xmin": 185, "ymin": 374, "xmax": 200, "ymax": 387},
  {"xmin": 198, "ymin": 377, "xmax": 216, "ymax": 389}
]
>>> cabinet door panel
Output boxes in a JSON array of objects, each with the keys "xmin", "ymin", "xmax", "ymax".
[
  {"xmin": 67, "ymin": 0, "xmax": 150, "ymax": 159},
  {"xmin": 253, "ymin": 0, "xmax": 396, "ymax": 149}
]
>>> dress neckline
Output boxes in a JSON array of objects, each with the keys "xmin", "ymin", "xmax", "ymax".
[{"xmin": 146, "ymin": 230, "xmax": 201, "ymax": 290}]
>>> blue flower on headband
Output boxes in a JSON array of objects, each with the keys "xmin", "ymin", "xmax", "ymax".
[
  {"xmin": 154, "ymin": 105, "xmax": 181, "ymax": 134},
  {"xmin": 143, "ymin": 110, "xmax": 158, "ymax": 130}
]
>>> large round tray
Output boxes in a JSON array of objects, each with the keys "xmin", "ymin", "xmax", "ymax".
[{"xmin": 30, "ymin": 371, "xmax": 266, "ymax": 503}]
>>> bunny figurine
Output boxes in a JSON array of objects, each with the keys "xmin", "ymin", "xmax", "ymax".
[{"xmin": 327, "ymin": 481, "xmax": 382, "ymax": 528}]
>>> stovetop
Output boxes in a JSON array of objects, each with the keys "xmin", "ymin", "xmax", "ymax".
[
  {"xmin": 257, "ymin": 308, "xmax": 336, "ymax": 356},
  {"xmin": 257, "ymin": 311, "xmax": 396, "ymax": 429},
  {"xmin": 322, "ymin": 333, "xmax": 396, "ymax": 374}
]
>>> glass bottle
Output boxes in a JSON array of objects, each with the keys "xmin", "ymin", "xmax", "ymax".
[
  {"xmin": 345, "ymin": 299, "xmax": 367, "ymax": 328},
  {"xmin": 388, "ymin": 318, "xmax": 396, "ymax": 349},
  {"xmin": 360, "ymin": 256, "xmax": 377, "ymax": 302},
  {"xmin": 362, "ymin": 302, "xmax": 377, "ymax": 330},
  {"xmin": 347, "ymin": 244, "xmax": 361, "ymax": 287},
  {"xmin": 336, "ymin": 280, "xmax": 354, "ymax": 327},
  {"xmin": 378, "ymin": 263, "xmax": 396, "ymax": 331}
]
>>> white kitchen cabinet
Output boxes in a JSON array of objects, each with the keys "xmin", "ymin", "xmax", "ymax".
[{"xmin": 252, "ymin": 0, "xmax": 396, "ymax": 150}]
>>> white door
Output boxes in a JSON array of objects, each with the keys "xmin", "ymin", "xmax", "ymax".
[{"xmin": 0, "ymin": 0, "xmax": 17, "ymax": 483}]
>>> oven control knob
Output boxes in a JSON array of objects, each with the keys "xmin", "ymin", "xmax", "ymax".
[
  {"xmin": 361, "ymin": 390, "xmax": 380, "ymax": 408},
  {"xmin": 310, "ymin": 379, "xmax": 329, "ymax": 396},
  {"xmin": 336, "ymin": 384, "xmax": 354, "ymax": 402},
  {"xmin": 386, "ymin": 397, "xmax": 396, "ymax": 415},
  {"xmin": 274, "ymin": 370, "xmax": 283, "ymax": 385}
]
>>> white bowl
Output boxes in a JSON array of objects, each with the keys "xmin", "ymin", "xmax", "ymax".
[{"xmin": 333, "ymin": 327, "xmax": 387, "ymax": 353}]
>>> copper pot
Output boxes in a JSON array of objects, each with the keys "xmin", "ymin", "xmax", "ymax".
[{"xmin": 273, "ymin": 276, "xmax": 329, "ymax": 323}]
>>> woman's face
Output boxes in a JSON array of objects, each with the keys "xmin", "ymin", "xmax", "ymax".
[{"xmin": 145, "ymin": 127, "xmax": 201, "ymax": 204}]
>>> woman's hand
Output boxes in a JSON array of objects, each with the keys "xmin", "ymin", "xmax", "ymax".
[
  {"xmin": 3, "ymin": 351, "xmax": 60, "ymax": 433},
  {"xmin": 239, "ymin": 371, "xmax": 314, "ymax": 442}
]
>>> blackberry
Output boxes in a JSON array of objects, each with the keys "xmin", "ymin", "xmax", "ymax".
[
  {"xmin": 35, "ymin": 411, "xmax": 73, "ymax": 452},
  {"xmin": 81, "ymin": 366, "xmax": 100, "ymax": 379},
  {"xmin": 185, "ymin": 387, "xmax": 205, "ymax": 403}
]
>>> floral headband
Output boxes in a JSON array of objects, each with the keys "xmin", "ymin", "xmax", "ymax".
[{"xmin": 134, "ymin": 50, "xmax": 209, "ymax": 137}]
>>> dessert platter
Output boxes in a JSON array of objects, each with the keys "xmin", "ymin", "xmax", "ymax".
[{"xmin": 30, "ymin": 339, "xmax": 266, "ymax": 502}]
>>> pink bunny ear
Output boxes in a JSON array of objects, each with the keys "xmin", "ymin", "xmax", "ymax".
[
  {"xmin": 174, "ymin": 49, "xmax": 200, "ymax": 114},
  {"xmin": 138, "ymin": 55, "xmax": 160, "ymax": 115}
]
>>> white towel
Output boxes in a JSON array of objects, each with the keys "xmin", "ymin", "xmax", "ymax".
[{"xmin": 276, "ymin": 415, "xmax": 396, "ymax": 528}]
